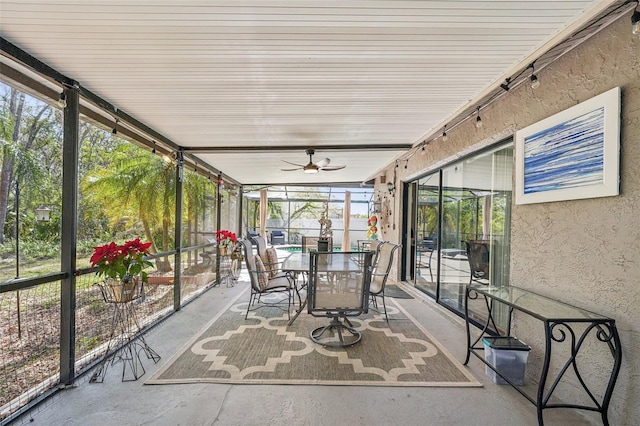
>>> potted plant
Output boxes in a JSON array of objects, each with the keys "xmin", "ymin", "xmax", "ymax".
[
  {"xmin": 90, "ymin": 238, "xmax": 154, "ymax": 302},
  {"xmin": 215, "ymin": 229, "xmax": 238, "ymax": 256}
]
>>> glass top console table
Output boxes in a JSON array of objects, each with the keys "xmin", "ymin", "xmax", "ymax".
[{"xmin": 464, "ymin": 285, "xmax": 622, "ymax": 426}]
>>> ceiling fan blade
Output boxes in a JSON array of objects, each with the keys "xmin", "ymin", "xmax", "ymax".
[
  {"xmin": 281, "ymin": 159, "xmax": 306, "ymax": 167},
  {"xmin": 283, "ymin": 151, "xmax": 346, "ymax": 173},
  {"xmin": 315, "ymin": 157, "xmax": 330, "ymax": 168}
]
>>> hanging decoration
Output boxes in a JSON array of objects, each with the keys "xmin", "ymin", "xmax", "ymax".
[{"xmin": 366, "ymin": 215, "xmax": 378, "ymax": 240}]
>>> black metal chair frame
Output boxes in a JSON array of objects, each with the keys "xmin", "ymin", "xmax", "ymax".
[
  {"xmin": 368, "ymin": 242, "xmax": 401, "ymax": 323},
  {"xmin": 239, "ymin": 239, "xmax": 293, "ymax": 319},
  {"xmin": 416, "ymin": 237, "xmax": 435, "ymax": 281},
  {"xmin": 307, "ymin": 251, "xmax": 374, "ymax": 348}
]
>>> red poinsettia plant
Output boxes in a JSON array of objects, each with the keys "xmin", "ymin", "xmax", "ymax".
[
  {"xmin": 90, "ymin": 238, "xmax": 154, "ymax": 283},
  {"xmin": 215, "ymin": 229, "xmax": 238, "ymax": 248}
]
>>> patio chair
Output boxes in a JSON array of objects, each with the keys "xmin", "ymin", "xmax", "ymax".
[
  {"xmin": 357, "ymin": 239, "xmax": 372, "ymax": 252},
  {"xmin": 300, "ymin": 236, "xmax": 333, "ymax": 287},
  {"xmin": 307, "ymin": 251, "xmax": 374, "ymax": 347},
  {"xmin": 356, "ymin": 239, "xmax": 383, "ymax": 267},
  {"xmin": 250, "ymin": 235, "xmax": 285, "ymax": 275},
  {"xmin": 239, "ymin": 239, "xmax": 293, "ymax": 320},
  {"xmin": 247, "ymin": 229, "xmax": 259, "ymax": 246},
  {"xmin": 251, "ymin": 235, "xmax": 268, "ymax": 258},
  {"xmin": 464, "ymin": 240, "xmax": 490, "ymax": 285},
  {"xmin": 270, "ymin": 230, "xmax": 285, "ymax": 245},
  {"xmin": 368, "ymin": 242, "xmax": 401, "ymax": 323}
]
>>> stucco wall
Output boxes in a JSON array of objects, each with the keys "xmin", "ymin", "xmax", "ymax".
[{"xmin": 381, "ymin": 15, "xmax": 639, "ymax": 425}]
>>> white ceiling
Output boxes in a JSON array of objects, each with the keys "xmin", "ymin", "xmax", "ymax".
[{"xmin": 0, "ymin": 0, "xmax": 616, "ymax": 185}]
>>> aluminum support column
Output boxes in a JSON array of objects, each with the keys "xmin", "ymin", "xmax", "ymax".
[
  {"xmin": 60, "ymin": 84, "xmax": 79, "ymax": 385},
  {"xmin": 174, "ymin": 150, "xmax": 184, "ymax": 311}
]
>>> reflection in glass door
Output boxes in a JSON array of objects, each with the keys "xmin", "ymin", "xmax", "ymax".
[
  {"xmin": 412, "ymin": 142, "xmax": 512, "ymax": 317},
  {"xmin": 414, "ymin": 172, "xmax": 439, "ymax": 298}
]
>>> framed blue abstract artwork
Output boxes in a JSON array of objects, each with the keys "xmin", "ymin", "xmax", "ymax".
[{"xmin": 515, "ymin": 86, "xmax": 620, "ymax": 205}]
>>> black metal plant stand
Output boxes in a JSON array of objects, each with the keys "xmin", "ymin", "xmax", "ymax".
[
  {"xmin": 217, "ymin": 254, "xmax": 237, "ymax": 287},
  {"xmin": 90, "ymin": 281, "xmax": 161, "ymax": 383}
]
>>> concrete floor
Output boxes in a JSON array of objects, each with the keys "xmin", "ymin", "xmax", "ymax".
[{"xmin": 10, "ymin": 276, "xmax": 597, "ymax": 426}]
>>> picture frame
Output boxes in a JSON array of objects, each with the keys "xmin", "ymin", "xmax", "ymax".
[{"xmin": 515, "ymin": 86, "xmax": 620, "ymax": 205}]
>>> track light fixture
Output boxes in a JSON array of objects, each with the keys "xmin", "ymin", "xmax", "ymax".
[
  {"xmin": 530, "ymin": 63, "xmax": 541, "ymax": 89},
  {"xmin": 112, "ymin": 119, "xmax": 119, "ymax": 135},
  {"xmin": 419, "ymin": 140, "xmax": 428, "ymax": 155},
  {"xmin": 632, "ymin": 5, "xmax": 640, "ymax": 36},
  {"xmin": 500, "ymin": 78, "xmax": 511, "ymax": 92},
  {"xmin": 475, "ymin": 107, "xmax": 483, "ymax": 128},
  {"xmin": 57, "ymin": 92, "xmax": 67, "ymax": 108},
  {"xmin": 442, "ymin": 125, "xmax": 448, "ymax": 142},
  {"xmin": 387, "ymin": 181, "xmax": 395, "ymax": 196}
]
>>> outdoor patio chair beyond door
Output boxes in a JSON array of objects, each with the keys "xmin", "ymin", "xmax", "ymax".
[
  {"xmin": 463, "ymin": 240, "xmax": 491, "ymax": 285},
  {"xmin": 270, "ymin": 230, "xmax": 285, "ymax": 245}
]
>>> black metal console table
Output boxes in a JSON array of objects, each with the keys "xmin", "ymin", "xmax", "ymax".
[{"xmin": 464, "ymin": 285, "xmax": 621, "ymax": 426}]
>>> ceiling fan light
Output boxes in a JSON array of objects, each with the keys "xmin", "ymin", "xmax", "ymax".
[{"xmin": 283, "ymin": 150, "xmax": 344, "ymax": 174}]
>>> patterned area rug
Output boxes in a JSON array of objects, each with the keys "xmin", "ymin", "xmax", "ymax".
[{"xmin": 146, "ymin": 291, "xmax": 480, "ymax": 387}]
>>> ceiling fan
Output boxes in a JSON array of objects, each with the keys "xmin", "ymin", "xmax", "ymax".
[{"xmin": 281, "ymin": 149, "xmax": 346, "ymax": 174}]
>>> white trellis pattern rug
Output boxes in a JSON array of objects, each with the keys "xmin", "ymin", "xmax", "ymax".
[{"xmin": 146, "ymin": 290, "xmax": 480, "ymax": 387}]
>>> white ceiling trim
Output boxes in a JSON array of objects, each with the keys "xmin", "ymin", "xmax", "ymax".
[{"xmin": 0, "ymin": 0, "xmax": 621, "ymax": 185}]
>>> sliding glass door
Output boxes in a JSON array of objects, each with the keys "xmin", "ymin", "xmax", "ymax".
[
  {"xmin": 412, "ymin": 142, "xmax": 512, "ymax": 316},
  {"xmin": 415, "ymin": 172, "xmax": 439, "ymax": 298}
]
